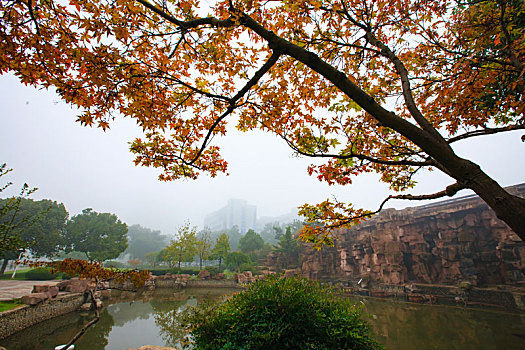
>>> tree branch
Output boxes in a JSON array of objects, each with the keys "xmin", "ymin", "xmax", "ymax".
[
  {"xmin": 321, "ymin": 182, "xmax": 466, "ymax": 230},
  {"xmin": 281, "ymin": 135, "xmax": 434, "ymax": 167},
  {"xmin": 188, "ymin": 51, "xmax": 281, "ymax": 164},
  {"xmin": 447, "ymin": 124, "xmax": 525, "ymax": 143},
  {"xmin": 135, "ymin": 0, "xmax": 235, "ymax": 30}
]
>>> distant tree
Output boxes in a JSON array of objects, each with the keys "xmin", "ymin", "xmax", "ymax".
[
  {"xmin": 125, "ymin": 224, "xmax": 167, "ymax": 261},
  {"xmin": 225, "ymin": 251, "xmax": 251, "ymax": 273},
  {"xmin": 1, "ymin": 198, "xmax": 68, "ymax": 275},
  {"xmin": 144, "ymin": 251, "xmax": 160, "ymax": 267},
  {"xmin": 0, "ymin": 164, "xmax": 37, "ymax": 257},
  {"xmin": 165, "ymin": 222, "xmax": 197, "ymax": 270},
  {"xmin": 196, "ymin": 229, "xmax": 212, "ymax": 270},
  {"xmin": 158, "ymin": 247, "xmax": 173, "ymax": 268},
  {"xmin": 259, "ymin": 223, "xmax": 280, "ymax": 245},
  {"xmin": 211, "ymin": 233, "xmax": 230, "ymax": 270},
  {"xmin": 128, "ymin": 258, "xmax": 141, "ymax": 268},
  {"xmin": 275, "ymin": 227, "xmax": 299, "ymax": 256},
  {"xmin": 64, "ymin": 208, "xmax": 128, "ymax": 262},
  {"xmin": 226, "ymin": 225, "xmax": 242, "ymax": 251},
  {"xmin": 274, "ymin": 226, "xmax": 300, "ymax": 269},
  {"xmin": 17, "ymin": 199, "xmax": 68, "ymax": 257},
  {"xmin": 238, "ymin": 230, "xmax": 264, "ymax": 255},
  {"xmin": 259, "ymin": 242, "xmax": 273, "ymax": 261}
]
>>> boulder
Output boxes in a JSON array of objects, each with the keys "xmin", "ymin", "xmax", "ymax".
[
  {"xmin": 212, "ymin": 273, "xmax": 226, "ymax": 280},
  {"xmin": 79, "ymin": 303, "xmax": 92, "ymax": 311},
  {"xmin": 197, "ymin": 270, "xmax": 211, "ymax": 280},
  {"xmin": 45, "ymin": 286, "xmax": 59, "ymax": 298},
  {"xmin": 57, "ymin": 278, "xmax": 90, "ymax": 293},
  {"xmin": 32, "ymin": 285, "xmax": 59, "ymax": 298},
  {"xmin": 21, "ymin": 292, "xmax": 48, "ymax": 305},
  {"xmin": 283, "ymin": 269, "xmax": 301, "ymax": 278},
  {"xmin": 94, "ymin": 299, "xmax": 103, "ymax": 309},
  {"xmin": 234, "ymin": 271, "xmax": 254, "ymax": 284}
]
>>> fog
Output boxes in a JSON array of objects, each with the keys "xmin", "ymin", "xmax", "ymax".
[{"xmin": 1, "ymin": 73, "xmax": 524, "ymax": 235}]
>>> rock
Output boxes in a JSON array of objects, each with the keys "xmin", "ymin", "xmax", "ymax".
[
  {"xmin": 94, "ymin": 299, "xmax": 103, "ymax": 309},
  {"xmin": 234, "ymin": 271, "xmax": 254, "ymax": 284},
  {"xmin": 58, "ymin": 278, "xmax": 90, "ymax": 293},
  {"xmin": 177, "ymin": 274, "xmax": 191, "ymax": 282},
  {"xmin": 45, "ymin": 286, "xmax": 59, "ymax": 298},
  {"xmin": 283, "ymin": 269, "xmax": 301, "ymax": 278},
  {"xmin": 32, "ymin": 285, "xmax": 59, "ymax": 298},
  {"xmin": 212, "ymin": 273, "xmax": 226, "ymax": 280},
  {"xmin": 21, "ymin": 292, "xmax": 48, "ymax": 305},
  {"xmin": 79, "ymin": 303, "xmax": 92, "ymax": 311},
  {"xmin": 94, "ymin": 289, "xmax": 111, "ymax": 299},
  {"xmin": 299, "ymin": 184, "xmax": 525, "ymax": 286},
  {"xmin": 198, "ymin": 270, "xmax": 211, "ymax": 280}
]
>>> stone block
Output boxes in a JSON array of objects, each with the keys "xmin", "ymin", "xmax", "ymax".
[
  {"xmin": 283, "ymin": 269, "xmax": 301, "ymax": 278},
  {"xmin": 79, "ymin": 302, "xmax": 92, "ymax": 311},
  {"xmin": 60, "ymin": 278, "xmax": 90, "ymax": 293},
  {"xmin": 212, "ymin": 273, "xmax": 226, "ymax": 280},
  {"xmin": 197, "ymin": 270, "xmax": 211, "ymax": 280},
  {"xmin": 45, "ymin": 286, "xmax": 59, "ymax": 298},
  {"xmin": 21, "ymin": 292, "xmax": 48, "ymax": 305},
  {"xmin": 94, "ymin": 299, "xmax": 103, "ymax": 309}
]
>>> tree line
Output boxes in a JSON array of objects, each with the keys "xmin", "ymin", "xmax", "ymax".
[{"xmin": 1, "ymin": 164, "xmax": 302, "ymax": 275}]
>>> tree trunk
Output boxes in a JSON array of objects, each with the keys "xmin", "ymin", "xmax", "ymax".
[
  {"xmin": 460, "ymin": 161, "xmax": 525, "ymax": 240},
  {"xmin": 0, "ymin": 258, "xmax": 8, "ymax": 276},
  {"xmin": 218, "ymin": 257, "xmax": 222, "ymax": 270}
]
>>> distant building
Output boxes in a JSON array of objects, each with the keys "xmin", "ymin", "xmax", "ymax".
[
  {"xmin": 256, "ymin": 208, "xmax": 301, "ymax": 231},
  {"xmin": 204, "ymin": 199, "xmax": 257, "ymax": 234}
]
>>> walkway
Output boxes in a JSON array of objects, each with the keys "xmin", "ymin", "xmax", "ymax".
[{"xmin": 0, "ymin": 280, "xmax": 60, "ymax": 301}]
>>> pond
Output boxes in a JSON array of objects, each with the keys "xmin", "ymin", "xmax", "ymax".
[{"xmin": 1, "ymin": 288, "xmax": 524, "ymax": 350}]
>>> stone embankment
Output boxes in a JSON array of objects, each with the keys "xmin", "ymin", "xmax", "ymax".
[
  {"xmin": 0, "ymin": 273, "xmax": 246, "ymax": 339},
  {"xmin": 300, "ymin": 183, "xmax": 525, "ymax": 286},
  {"xmin": 341, "ymin": 281, "xmax": 525, "ymax": 311}
]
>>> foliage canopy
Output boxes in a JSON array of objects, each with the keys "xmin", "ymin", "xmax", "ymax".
[
  {"xmin": 182, "ymin": 275, "xmax": 382, "ymax": 349},
  {"xmin": 64, "ymin": 208, "xmax": 128, "ymax": 261},
  {"xmin": 1, "ymin": 0, "xmax": 524, "ymax": 242}
]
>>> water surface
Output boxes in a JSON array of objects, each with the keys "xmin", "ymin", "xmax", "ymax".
[{"xmin": 1, "ymin": 288, "xmax": 524, "ymax": 349}]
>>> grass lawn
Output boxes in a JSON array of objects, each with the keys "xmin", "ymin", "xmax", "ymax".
[
  {"xmin": 0, "ymin": 299, "xmax": 23, "ymax": 312},
  {"xmin": 0, "ymin": 269, "xmax": 31, "ymax": 280}
]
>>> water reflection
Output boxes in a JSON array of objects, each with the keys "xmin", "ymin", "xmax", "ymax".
[
  {"xmin": 358, "ymin": 297, "xmax": 525, "ymax": 350},
  {"xmin": 1, "ymin": 289, "xmax": 524, "ymax": 350}
]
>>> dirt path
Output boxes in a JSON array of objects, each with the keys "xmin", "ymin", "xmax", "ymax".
[{"xmin": 0, "ymin": 280, "xmax": 60, "ymax": 301}]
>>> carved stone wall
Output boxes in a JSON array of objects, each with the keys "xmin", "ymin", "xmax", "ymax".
[{"xmin": 301, "ymin": 184, "xmax": 525, "ymax": 286}]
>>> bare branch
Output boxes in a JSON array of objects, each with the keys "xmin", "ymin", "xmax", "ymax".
[
  {"xmin": 136, "ymin": 0, "xmax": 235, "ymax": 30},
  {"xmin": 281, "ymin": 134, "xmax": 433, "ymax": 167},
  {"xmin": 320, "ymin": 182, "xmax": 466, "ymax": 231},
  {"xmin": 189, "ymin": 51, "xmax": 281, "ymax": 164},
  {"xmin": 447, "ymin": 124, "xmax": 525, "ymax": 144}
]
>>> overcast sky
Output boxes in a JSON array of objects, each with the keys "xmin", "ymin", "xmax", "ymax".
[{"xmin": 1, "ymin": 73, "xmax": 524, "ymax": 235}]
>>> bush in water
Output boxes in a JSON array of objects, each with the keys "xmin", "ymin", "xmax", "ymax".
[{"xmin": 182, "ymin": 275, "xmax": 383, "ymax": 350}]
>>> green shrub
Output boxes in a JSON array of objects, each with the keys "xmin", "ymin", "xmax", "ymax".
[
  {"xmin": 149, "ymin": 268, "xmax": 170, "ymax": 276},
  {"xmin": 204, "ymin": 266, "xmax": 222, "ymax": 275},
  {"xmin": 182, "ymin": 275, "xmax": 383, "ymax": 350},
  {"xmin": 169, "ymin": 267, "xmax": 201, "ymax": 275},
  {"xmin": 239, "ymin": 262, "xmax": 258, "ymax": 274},
  {"xmin": 58, "ymin": 272, "xmax": 72, "ymax": 280},
  {"xmin": 25, "ymin": 268, "xmax": 57, "ymax": 280}
]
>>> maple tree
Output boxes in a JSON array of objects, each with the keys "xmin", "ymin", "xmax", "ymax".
[{"xmin": 1, "ymin": 0, "xmax": 524, "ymax": 245}]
